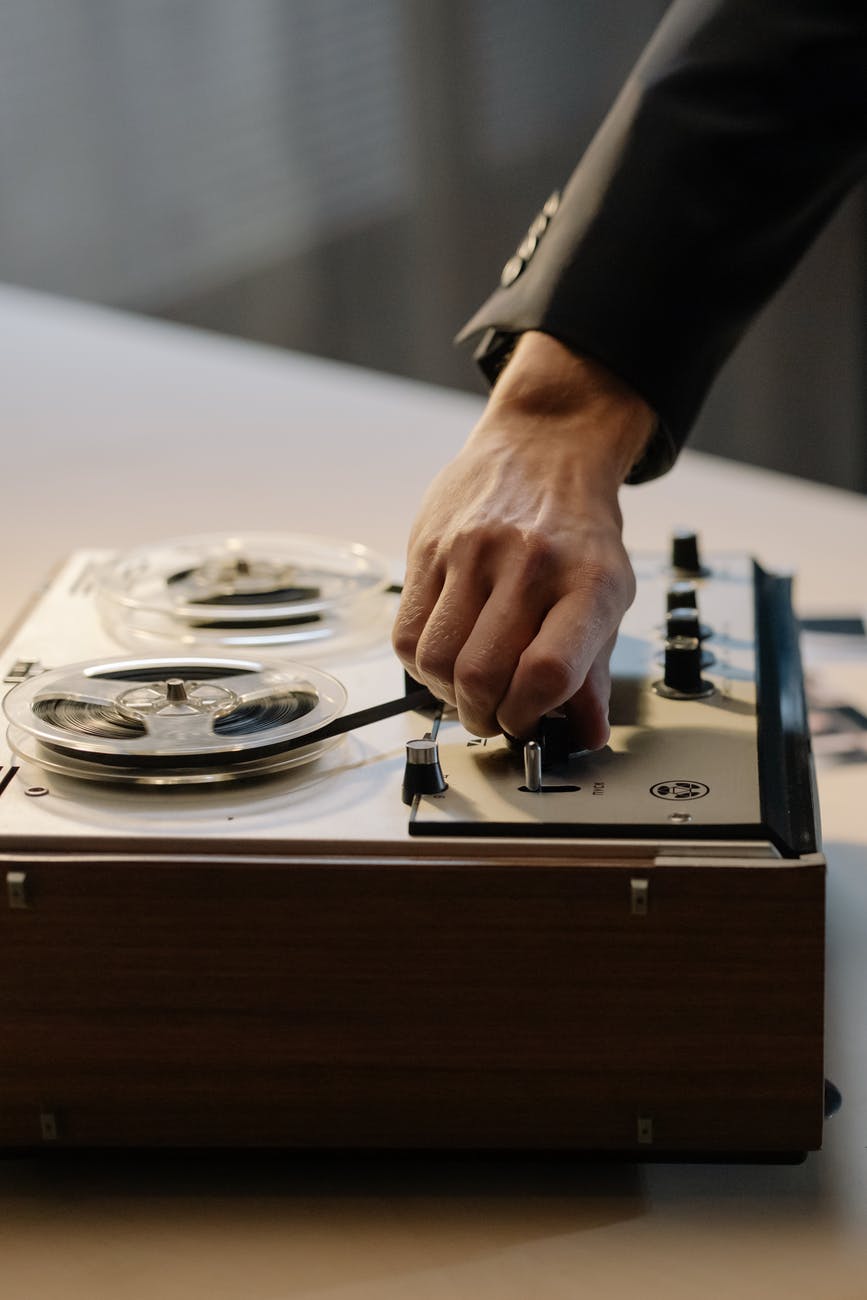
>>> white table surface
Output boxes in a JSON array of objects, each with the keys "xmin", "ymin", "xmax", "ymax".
[{"xmin": 2, "ymin": 284, "xmax": 867, "ymax": 1298}]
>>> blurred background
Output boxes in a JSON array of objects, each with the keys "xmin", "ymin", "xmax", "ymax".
[{"xmin": 1, "ymin": 0, "xmax": 864, "ymax": 490}]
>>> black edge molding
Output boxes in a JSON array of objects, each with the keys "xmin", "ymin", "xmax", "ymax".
[{"xmin": 753, "ymin": 561, "xmax": 819, "ymax": 858}]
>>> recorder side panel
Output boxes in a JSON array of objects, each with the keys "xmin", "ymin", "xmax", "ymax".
[{"xmin": 0, "ymin": 854, "xmax": 825, "ymax": 1153}]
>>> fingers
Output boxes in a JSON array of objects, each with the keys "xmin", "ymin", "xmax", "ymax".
[
  {"xmin": 450, "ymin": 580, "xmax": 548, "ymax": 736},
  {"xmin": 393, "ymin": 555, "xmax": 493, "ymax": 707},
  {"xmin": 392, "ymin": 552, "xmax": 445, "ymax": 680},
  {"xmin": 495, "ymin": 577, "xmax": 626, "ymax": 742},
  {"xmin": 411, "ymin": 568, "xmax": 492, "ymax": 707},
  {"xmin": 396, "ymin": 539, "xmax": 562, "ymax": 736},
  {"xmin": 395, "ymin": 547, "xmax": 628, "ymax": 750},
  {"xmin": 559, "ymin": 633, "xmax": 617, "ymax": 751}
]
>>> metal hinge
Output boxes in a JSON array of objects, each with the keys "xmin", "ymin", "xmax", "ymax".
[
  {"xmin": 39, "ymin": 1108, "xmax": 60, "ymax": 1142},
  {"xmin": 630, "ymin": 877, "xmax": 649, "ymax": 916},
  {"xmin": 6, "ymin": 870, "xmax": 29, "ymax": 909},
  {"xmin": 637, "ymin": 1115, "xmax": 654, "ymax": 1145}
]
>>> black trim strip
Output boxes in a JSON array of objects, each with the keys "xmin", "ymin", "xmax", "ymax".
[
  {"xmin": 409, "ymin": 817, "xmax": 770, "ymax": 842},
  {"xmin": 753, "ymin": 563, "xmax": 819, "ymax": 858}
]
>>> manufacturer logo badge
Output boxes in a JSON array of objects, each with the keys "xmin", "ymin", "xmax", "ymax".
[{"xmin": 650, "ymin": 780, "xmax": 709, "ymax": 801}]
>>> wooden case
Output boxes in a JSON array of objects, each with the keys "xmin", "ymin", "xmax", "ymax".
[{"xmin": 1, "ymin": 845, "xmax": 825, "ymax": 1155}]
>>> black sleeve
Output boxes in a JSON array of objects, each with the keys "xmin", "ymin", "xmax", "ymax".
[{"xmin": 457, "ymin": 0, "xmax": 867, "ymax": 481}]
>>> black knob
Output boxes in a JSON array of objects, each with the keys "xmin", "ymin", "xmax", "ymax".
[
  {"xmin": 667, "ymin": 581, "xmax": 697, "ymax": 612},
  {"xmin": 671, "ymin": 530, "xmax": 708, "ymax": 576},
  {"xmin": 665, "ymin": 607, "xmax": 714, "ymax": 666},
  {"xmin": 505, "ymin": 710, "xmax": 575, "ymax": 767},
  {"xmin": 665, "ymin": 636, "xmax": 704, "ymax": 693},
  {"xmin": 666, "ymin": 598, "xmax": 712, "ymax": 640},
  {"xmin": 402, "ymin": 737, "xmax": 447, "ymax": 805},
  {"xmin": 658, "ymin": 636, "xmax": 714, "ymax": 699},
  {"xmin": 670, "ymin": 605, "xmax": 712, "ymax": 642},
  {"xmin": 666, "ymin": 607, "xmax": 701, "ymax": 639},
  {"xmin": 538, "ymin": 711, "xmax": 574, "ymax": 765}
]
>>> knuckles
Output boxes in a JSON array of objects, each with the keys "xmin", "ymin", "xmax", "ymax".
[
  {"xmin": 566, "ymin": 556, "xmax": 635, "ymax": 626},
  {"xmin": 394, "ymin": 520, "xmax": 633, "ymax": 732},
  {"xmin": 391, "ymin": 619, "xmax": 419, "ymax": 667},
  {"xmin": 453, "ymin": 656, "xmax": 499, "ymax": 707},
  {"xmin": 414, "ymin": 521, "xmax": 552, "ymax": 578},
  {"xmin": 454, "ymin": 661, "xmax": 505, "ymax": 738},
  {"xmin": 392, "ymin": 620, "xmax": 461, "ymax": 705},
  {"xmin": 414, "ymin": 642, "xmax": 458, "ymax": 690},
  {"xmin": 516, "ymin": 647, "xmax": 577, "ymax": 705}
]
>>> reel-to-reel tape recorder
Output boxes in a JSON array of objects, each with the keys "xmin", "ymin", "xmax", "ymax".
[{"xmin": 0, "ymin": 531, "xmax": 826, "ymax": 1158}]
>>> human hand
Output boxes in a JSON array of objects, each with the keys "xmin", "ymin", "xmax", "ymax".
[{"xmin": 393, "ymin": 333, "xmax": 656, "ymax": 749}]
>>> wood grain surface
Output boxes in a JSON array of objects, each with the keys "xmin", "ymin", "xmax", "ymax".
[{"xmin": 0, "ymin": 854, "xmax": 825, "ymax": 1152}]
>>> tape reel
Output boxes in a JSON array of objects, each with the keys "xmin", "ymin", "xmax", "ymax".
[
  {"xmin": 95, "ymin": 532, "xmax": 392, "ymax": 655},
  {"xmin": 4, "ymin": 656, "xmax": 347, "ymax": 785}
]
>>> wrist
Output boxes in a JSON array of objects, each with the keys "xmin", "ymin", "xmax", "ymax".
[{"xmin": 483, "ymin": 332, "xmax": 657, "ymax": 486}]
